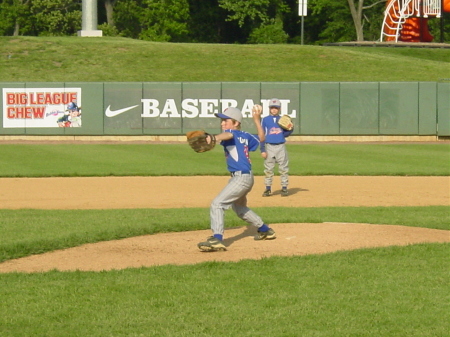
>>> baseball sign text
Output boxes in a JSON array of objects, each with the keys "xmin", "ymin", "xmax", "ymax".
[{"xmin": 114, "ymin": 98, "xmax": 296, "ymax": 118}]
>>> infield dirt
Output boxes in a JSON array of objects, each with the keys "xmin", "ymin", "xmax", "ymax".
[{"xmin": 0, "ymin": 175, "xmax": 449, "ymax": 272}]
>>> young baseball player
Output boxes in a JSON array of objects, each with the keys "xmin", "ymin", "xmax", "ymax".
[
  {"xmin": 260, "ymin": 98, "xmax": 294, "ymax": 197},
  {"xmin": 197, "ymin": 107, "xmax": 276, "ymax": 252}
]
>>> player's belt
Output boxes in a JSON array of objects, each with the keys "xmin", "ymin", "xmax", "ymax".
[
  {"xmin": 267, "ymin": 143, "xmax": 283, "ymax": 145},
  {"xmin": 230, "ymin": 170, "xmax": 251, "ymax": 176}
]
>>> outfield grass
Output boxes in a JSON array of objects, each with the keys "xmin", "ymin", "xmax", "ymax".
[
  {"xmin": 1, "ymin": 37, "xmax": 449, "ymax": 82},
  {"xmin": 0, "ymin": 143, "xmax": 449, "ymax": 177},
  {"xmin": 1, "ymin": 244, "xmax": 448, "ymax": 337}
]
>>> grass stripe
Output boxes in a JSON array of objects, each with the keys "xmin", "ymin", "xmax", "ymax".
[
  {"xmin": 1, "ymin": 206, "xmax": 448, "ymax": 262},
  {"xmin": 0, "ymin": 144, "xmax": 449, "ymax": 177}
]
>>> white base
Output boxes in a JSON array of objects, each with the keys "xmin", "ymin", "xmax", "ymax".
[{"xmin": 77, "ymin": 30, "xmax": 103, "ymax": 37}]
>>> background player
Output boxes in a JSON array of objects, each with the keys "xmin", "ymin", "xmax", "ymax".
[
  {"xmin": 260, "ymin": 98, "xmax": 294, "ymax": 197},
  {"xmin": 197, "ymin": 106, "xmax": 276, "ymax": 252}
]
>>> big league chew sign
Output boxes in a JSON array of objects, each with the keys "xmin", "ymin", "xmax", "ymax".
[{"xmin": 3, "ymin": 88, "xmax": 81, "ymax": 128}]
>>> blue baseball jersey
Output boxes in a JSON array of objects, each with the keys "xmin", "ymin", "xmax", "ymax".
[
  {"xmin": 220, "ymin": 129, "xmax": 260, "ymax": 172},
  {"xmin": 261, "ymin": 115, "xmax": 293, "ymax": 144},
  {"xmin": 260, "ymin": 115, "xmax": 293, "ymax": 152}
]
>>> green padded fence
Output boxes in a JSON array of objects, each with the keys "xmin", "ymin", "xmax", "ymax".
[{"xmin": 1, "ymin": 82, "xmax": 448, "ymax": 136}]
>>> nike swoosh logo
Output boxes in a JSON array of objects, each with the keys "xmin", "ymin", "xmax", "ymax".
[{"xmin": 105, "ymin": 105, "xmax": 139, "ymax": 117}]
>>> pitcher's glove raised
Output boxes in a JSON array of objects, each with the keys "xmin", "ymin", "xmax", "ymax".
[
  {"xmin": 186, "ymin": 130, "xmax": 216, "ymax": 153},
  {"xmin": 278, "ymin": 115, "xmax": 294, "ymax": 131}
]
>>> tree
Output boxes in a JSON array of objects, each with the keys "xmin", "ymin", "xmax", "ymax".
[
  {"xmin": 219, "ymin": 0, "xmax": 271, "ymax": 27},
  {"xmin": 310, "ymin": 0, "xmax": 385, "ymax": 42},
  {"xmin": 3, "ymin": 0, "xmax": 441, "ymax": 44},
  {"xmin": 186, "ymin": 0, "xmax": 239, "ymax": 43},
  {"xmin": 218, "ymin": 0, "xmax": 289, "ymax": 43},
  {"xmin": 138, "ymin": 0, "xmax": 189, "ymax": 42},
  {"xmin": 0, "ymin": 0, "xmax": 32, "ymax": 36},
  {"xmin": 103, "ymin": 0, "xmax": 118, "ymax": 27},
  {"xmin": 348, "ymin": 0, "xmax": 364, "ymax": 41},
  {"xmin": 113, "ymin": 0, "xmax": 190, "ymax": 41},
  {"xmin": 113, "ymin": 0, "xmax": 143, "ymax": 38},
  {"xmin": 347, "ymin": 0, "xmax": 385, "ymax": 41},
  {"xmin": 30, "ymin": 0, "xmax": 82, "ymax": 36}
]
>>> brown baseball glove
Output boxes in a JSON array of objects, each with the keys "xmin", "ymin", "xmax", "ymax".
[
  {"xmin": 278, "ymin": 115, "xmax": 294, "ymax": 131},
  {"xmin": 186, "ymin": 130, "xmax": 216, "ymax": 153}
]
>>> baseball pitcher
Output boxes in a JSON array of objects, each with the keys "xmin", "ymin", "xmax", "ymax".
[{"xmin": 186, "ymin": 106, "xmax": 277, "ymax": 252}]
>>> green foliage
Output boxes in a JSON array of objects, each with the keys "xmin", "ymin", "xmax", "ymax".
[
  {"xmin": 428, "ymin": 18, "xmax": 450, "ymax": 42},
  {"xmin": 112, "ymin": 0, "xmax": 144, "ymax": 39},
  {"xmin": 0, "ymin": 0, "xmax": 19, "ymax": 35},
  {"xmin": 113, "ymin": 0, "xmax": 190, "ymax": 42},
  {"xmin": 0, "ymin": 0, "xmax": 33, "ymax": 36},
  {"xmin": 247, "ymin": 21, "xmax": 288, "ymax": 43},
  {"xmin": 219, "ymin": 0, "xmax": 290, "ymax": 44},
  {"xmin": 219, "ymin": 0, "xmax": 272, "ymax": 27},
  {"xmin": 309, "ymin": 0, "xmax": 356, "ymax": 42},
  {"xmin": 0, "ymin": 0, "xmax": 448, "ymax": 43},
  {"xmin": 30, "ymin": 0, "xmax": 82, "ymax": 36},
  {"xmin": 138, "ymin": 0, "xmax": 189, "ymax": 42},
  {"xmin": 98, "ymin": 23, "xmax": 120, "ymax": 37},
  {"xmin": 186, "ymin": 0, "xmax": 228, "ymax": 43},
  {"xmin": 309, "ymin": 0, "xmax": 386, "ymax": 43}
]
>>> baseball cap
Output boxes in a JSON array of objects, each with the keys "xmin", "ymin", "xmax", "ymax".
[
  {"xmin": 67, "ymin": 102, "xmax": 78, "ymax": 111},
  {"xmin": 215, "ymin": 107, "xmax": 243, "ymax": 123},
  {"xmin": 269, "ymin": 98, "xmax": 281, "ymax": 108}
]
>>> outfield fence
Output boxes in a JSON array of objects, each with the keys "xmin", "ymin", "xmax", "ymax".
[{"xmin": 1, "ymin": 82, "xmax": 449, "ymax": 138}]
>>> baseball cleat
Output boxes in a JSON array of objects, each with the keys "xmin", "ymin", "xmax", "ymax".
[
  {"xmin": 254, "ymin": 228, "xmax": 276, "ymax": 241},
  {"xmin": 281, "ymin": 188, "xmax": 289, "ymax": 197},
  {"xmin": 262, "ymin": 189, "xmax": 272, "ymax": 197},
  {"xmin": 198, "ymin": 236, "xmax": 227, "ymax": 252}
]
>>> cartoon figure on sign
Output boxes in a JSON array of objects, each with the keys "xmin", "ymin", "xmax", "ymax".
[{"xmin": 57, "ymin": 102, "xmax": 82, "ymax": 127}]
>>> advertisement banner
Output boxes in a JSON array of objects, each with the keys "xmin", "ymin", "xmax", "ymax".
[
  {"xmin": 3, "ymin": 88, "xmax": 82, "ymax": 128},
  {"xmin": 0, "ymin": 81, "xmax": 445, "ymax": 136}
]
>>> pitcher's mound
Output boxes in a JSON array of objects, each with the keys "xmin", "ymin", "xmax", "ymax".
[{"xmin": 0, "ymin": 223, "xmax": 448, "ymax": 273}]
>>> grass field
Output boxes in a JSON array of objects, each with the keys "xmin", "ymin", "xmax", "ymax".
[
  {"xmin": 0, "ymin": 143, "xmax": 448, "ymax": 177},
  {"xmin": 0, "ymin": 244, "xmax": 448, "ymax": 337},
  {"xmin": 1, "ymin": 144, "xmax": 449, "ymax": 337},
  {"xmin": 1, "ymin": 36, "xmax": 450, "ymax": 82},
  {"xmin": 0, "ymin": 37, "xmax": 449, "ymax": 336}
]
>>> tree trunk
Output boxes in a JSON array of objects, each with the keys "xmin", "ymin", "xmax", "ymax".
[
  {"xmin": 347, "ymin": 0, "xmax": 365, "ymax": 41},
  {"xmin": 104, "ymin": 0, "xmax": 115, "ymax": 27},
  {"xmin": 13, "ymin": 21, "xmax": 20, "ymax": 36}
]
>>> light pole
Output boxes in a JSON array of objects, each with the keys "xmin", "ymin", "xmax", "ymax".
[{"xmin": 298, "ymin": 0, "xmax": 307, "ymax": 45}]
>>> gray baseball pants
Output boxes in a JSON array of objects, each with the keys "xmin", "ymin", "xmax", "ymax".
[
  {"xmin": 210, "ymin": 171, "xmax": 264, "ymax": 236},
  {"xmin": 264, "ymin": 143, "xmax": 289, "ymax": 188}
]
